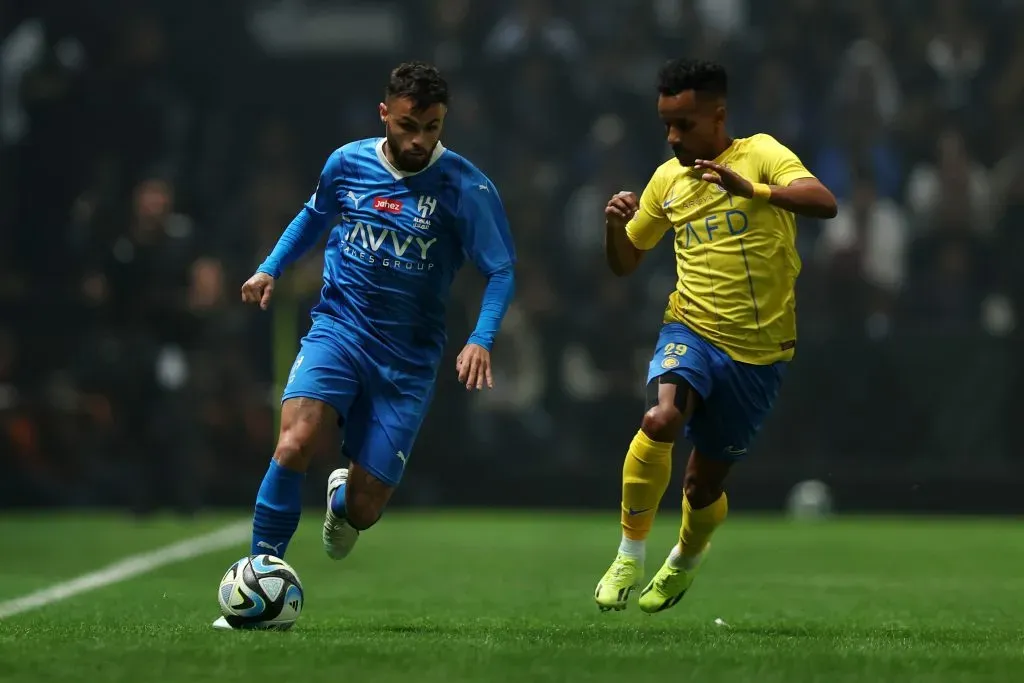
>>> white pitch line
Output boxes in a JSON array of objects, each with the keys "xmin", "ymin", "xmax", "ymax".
[{"xmin": 0, "ymin": 520, "xmax": 250, "ymax": 620}]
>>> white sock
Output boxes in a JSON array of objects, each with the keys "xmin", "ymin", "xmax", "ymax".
[
  {"xmin": 618, "ymin": 535, "xmax": 645, "ymax": 561},
  {"xmin": 668, "ymin": 542, "xmax": 702, "ymax": 570}
]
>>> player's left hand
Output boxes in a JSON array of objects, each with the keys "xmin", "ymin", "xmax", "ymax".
[
  {"xmin": 693, "ymin": 159, "xmax": 754, "ymax": 198},
  {"xmin": 456, "ymin": 344, "xmax": 493, "ymax": 391}
]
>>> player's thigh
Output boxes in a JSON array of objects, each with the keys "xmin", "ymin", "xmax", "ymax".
[
  {"xmin": 685, "ymin": 357, "xmax": 786, "ymax": 463},
  {"xmin": 283, "ymin": 324, "xmax": 363, "ymax": 423},
  {"xmin": 344, "ymin": 378, "xmax": 435, "ymax": 489},
  {"xmin": 278, "ymin": 325, "xmax": 364, "ymax": 467},
  {"xmin": 643, "ymin": 323, "xmax": 715, "ymax": 439}
]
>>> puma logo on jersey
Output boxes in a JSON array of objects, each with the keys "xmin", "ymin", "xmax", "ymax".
[{"xmin": 347, "ymin": 191, "xmax": 367, "ymax": 209}]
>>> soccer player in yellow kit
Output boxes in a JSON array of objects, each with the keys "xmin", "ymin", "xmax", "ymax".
[{"xmin": 595, "ymin": 59, "xmax": 838, "ymax": 614}]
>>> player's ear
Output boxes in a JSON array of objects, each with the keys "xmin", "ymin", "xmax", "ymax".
[
  {"xmin": 715, "ymin": 103, "xmax": 727, "ymax": 127},
  {"xmin": 378, "ymin": 102, "xmax": 388, "ymax": 124}
]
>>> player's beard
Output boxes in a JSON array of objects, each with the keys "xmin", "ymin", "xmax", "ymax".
[
  {"xmin": 386, "ymin": 131, "xmax": 434, "ymax": 173},
  {"xmin": 672, "ymin": 145, "xmax": 696, "ymax": 167}
]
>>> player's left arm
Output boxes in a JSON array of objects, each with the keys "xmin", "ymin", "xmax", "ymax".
[
  {"xmin": 695, "ymin": 135, "xmax": 838, "ymax": 219},
  {"xmin": 454, "ymin": 174, "xmax": 517, "ymax": 391}
]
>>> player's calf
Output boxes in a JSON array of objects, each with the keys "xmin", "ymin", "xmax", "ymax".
[
  {"xmin": 341, "ymin": 463, "xmax": 395, "ymax": 530},
  {"xmin": 323, "ymin": 462, "xmax": 395, "ymax": 560},
  {"xmin": 679, "ymin": 449, "xmax": 731, "ymax": 555}
]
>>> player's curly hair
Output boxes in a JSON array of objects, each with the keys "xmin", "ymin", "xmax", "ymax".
[
  {"xmin": 386, "ymin": 61, "xmax": 449, "ymax": 111},
  {"xmin": 657, "ymin": 59, "xmax": 728, "ymax": 98}
]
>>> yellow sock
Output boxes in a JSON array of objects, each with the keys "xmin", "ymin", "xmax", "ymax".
[
  {"xmin": 620, "ymin": 430, "xmax": 673, "ymax": 542},
  {"xmin": 678, "ymin": 492, "xmax": 728, "ymax": 558}
]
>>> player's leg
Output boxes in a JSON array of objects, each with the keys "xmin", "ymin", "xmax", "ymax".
[
  {"xmin": 344, "ymin": 461, "xmax": 398, "ymax": 529},
  {"xmin": 323, "ymin": 376, "xmax": 432, "ymax": 559},
  {"xmin": 595, "ymin": 326, "xmax": 712, "ymax": 611},
  {"xmin": 214, "ymin": 389, "xmax": 349, "ymax": 630},
  {"xmin": 322, "ymin": 459, "xmax": 394, "ymax": 560},
  {"xmin": 252, "ymin": 326, "xmax": 360, "ymax": 559},
  {"xmin": 677, "ymin": 446, "xmax": 732, "ymax": 560},
  {"xmin": 638, "ymin": 356, "xmax": 786, "ymax": 614},
  {"xmin": 636, "ymin": 442, "xmax": 731, "ymax": 613},
  {"xmin": 251, "ymin": 397, "xmax": 338, "ymax": 558},
  {"xmin": 321, "ymin": 394, "xmax": 399, "ymax": 560}
]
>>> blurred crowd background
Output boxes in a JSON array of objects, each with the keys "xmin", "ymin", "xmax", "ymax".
[{"xmin": 3, "ymin": 0, "xmax": 1023, "ymax": 514}]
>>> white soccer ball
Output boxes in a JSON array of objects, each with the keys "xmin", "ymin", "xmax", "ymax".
[
  {"xmin": 217, "ymin": 554, "xmax": 304, "ymax": 630},
  {"xmin": 786, "ymin": 479, "xmax": 834, "ymax": 520}
]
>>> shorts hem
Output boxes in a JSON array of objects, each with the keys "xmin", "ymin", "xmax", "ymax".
[
  {"xmin": 687, "ymin": 437, "xmax": 750, "ymax": 463},
  {"xmin": 647, "ymin": 366, "xmax": 711, "ymax": 401},
  {"xmin": 281, "ymin": 391, "xmax": 346, "ymax": 419},
  {"xmin": 348, "ymin": 457, "xmax": 402, "ymax": 488}
]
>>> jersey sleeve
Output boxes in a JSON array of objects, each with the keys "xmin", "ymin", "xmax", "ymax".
[
  {"xmin": 624, "ymin": 170, "xmax": 673, "ymax": 251},
  {"xmin": 755, "ymin": 134, "xmax": 816, "ymax": 187},
  {"xmin": 306, "ymin": 149, "xmax": 344, "ymax": 216},
  {"xmin": 257, "ymin": 149, "xmax": 343, "ymax": 278},
  {"xmin": 455, "ymin": 173, "xmax": 517, "ymax": 276}
]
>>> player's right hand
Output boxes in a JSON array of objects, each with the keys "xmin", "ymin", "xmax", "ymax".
[
  {"xmin": 241, "ymin": 272, "xmax": 275, "ymax": 310},
  {"xmin": 605, "ymin": 191, "xmax": 638, "ymax": 230}
]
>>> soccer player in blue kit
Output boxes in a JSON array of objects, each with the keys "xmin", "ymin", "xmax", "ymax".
[{"xmin": 212, "ymin": 63, "xmax": 515, "ymax": 628}]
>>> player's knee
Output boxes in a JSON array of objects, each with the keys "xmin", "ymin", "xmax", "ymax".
[
  {"xmin": 273, "ymin": 428, "xmax": 314, "ymax": 471},
  {"xmin": 641, "ymin": 404, "xmax": 684, "ymax": 442}
]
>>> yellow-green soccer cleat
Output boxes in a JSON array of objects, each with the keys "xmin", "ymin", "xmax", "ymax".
[
  {"xmin": 637, "ymin": 551, "xmax": 706, "ymax": 614},
  {"xmin": 594, "ymin": 554, "xmax": 644, "ymax": 612}
]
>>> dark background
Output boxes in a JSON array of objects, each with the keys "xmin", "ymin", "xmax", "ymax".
[{"xmin": 3, "ymin": 0, "xmax": 1023, "ymax": 514}]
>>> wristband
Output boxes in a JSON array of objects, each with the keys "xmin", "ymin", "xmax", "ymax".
[{"xmin": 751, "ymin": 182, "xmax": 772, "ymax": 200}]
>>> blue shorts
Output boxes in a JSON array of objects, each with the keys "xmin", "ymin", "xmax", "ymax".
[
  {"xmin": 646, "ymin": 323, "xmax": 786, "ymax": 461},
  {"xmin": 282, "ymin": 321, "xmax": 436, "ymax": 486}
]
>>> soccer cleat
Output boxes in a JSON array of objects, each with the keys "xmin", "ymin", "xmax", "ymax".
[
  {"xmin": 212, "ymin": 616, "xmax": 234, "ymax": 630},
  {"xmin": 322, "ymin": 468, "xmax": 360, "ymax": 560},
  {"xmin": 594, "ymin": 554, "xmax": 644, "ymax": 612},
  {"xmin": 637, "ymin": 550, "xmax": 707, "ymax": 614}
]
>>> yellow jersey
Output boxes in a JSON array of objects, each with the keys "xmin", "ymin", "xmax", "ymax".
[{"xmin": 625, "ymin": 134, "xmax": 815, "ymax": 365}]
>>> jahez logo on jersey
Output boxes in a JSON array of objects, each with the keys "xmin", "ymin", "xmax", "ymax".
[{"xmin": 373, "ymin": 197, "xmax": 403, "ymax": 214}]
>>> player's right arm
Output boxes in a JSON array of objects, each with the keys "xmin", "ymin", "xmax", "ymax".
[
  {"xmin": 604, "ymin": 171, "xmax": 672, "ymax": 277},
  {"xmin": 241, "ymin": 149, "xmax": 344, "ymax": 309}
]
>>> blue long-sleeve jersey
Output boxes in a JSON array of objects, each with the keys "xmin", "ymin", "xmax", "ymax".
[{"xmin": 258, "ymin": 138, "xmax": 516, "ymax": 372}]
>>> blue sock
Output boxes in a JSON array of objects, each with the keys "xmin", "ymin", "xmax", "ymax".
[
  {"xmin": 251, "ymin": 459, "xmax": 304, "ymax": 557},
  {"xmin": 330, "ymin": 482, "xmax": 347, "ymax": 517}
]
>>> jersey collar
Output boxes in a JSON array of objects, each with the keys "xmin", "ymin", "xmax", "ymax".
[{"xmin": 375, "ymin": 138, "xmax": 446, "ymax": 180}]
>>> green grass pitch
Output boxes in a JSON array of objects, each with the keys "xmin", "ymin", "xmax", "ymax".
[{"xmin": 1, "ymin": 512, "xmax": 1022, "ymax": 683}]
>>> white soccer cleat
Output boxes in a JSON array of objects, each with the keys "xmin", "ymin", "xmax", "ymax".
[
  {"xmin": 322, "ymin": 468, "xmax": 360, "ymax": 560},
  {"xmin": 211, "ymin": 616, "xmax": 234, "ymax": 630}
]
